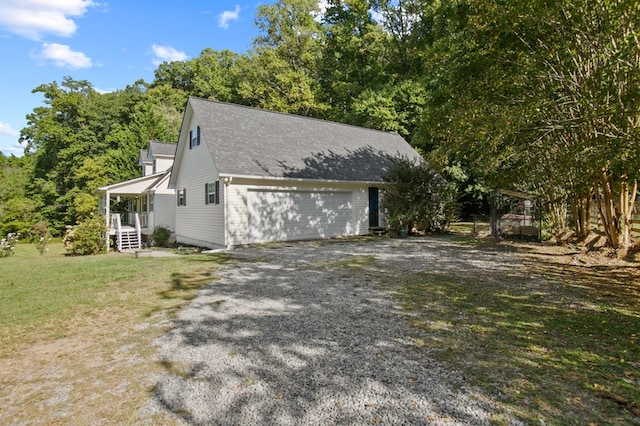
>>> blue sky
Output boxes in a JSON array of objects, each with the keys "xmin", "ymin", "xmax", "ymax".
[{"xmin": 0, "ymin": 0, "xmax": 284, "ymax": 156}]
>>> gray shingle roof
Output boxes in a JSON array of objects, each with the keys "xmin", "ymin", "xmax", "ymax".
[
  {"xmin": 148, "ymin": 140, "xmax": 177, "ymax": 157},
  {"xmin": 138, "ymin": 149, "xmax": 150, "ymax": 165},
  {"xmin": 190, "ymin": 97, "xmax": 422, "ymax": 182}
]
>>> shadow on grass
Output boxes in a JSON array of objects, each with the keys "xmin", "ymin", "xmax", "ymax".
[
  {"xmin": 391, "ymin": 247, "xmax": 640, "ymax": 424},
  {"xmin": 157, "ymin": 253, "xmax": 233, "ymax": 299}
]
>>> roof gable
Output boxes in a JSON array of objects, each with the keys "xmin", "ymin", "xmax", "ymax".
[{"xmin": 173, "ymin": 97, "xmax": 422, "ymax": 183}]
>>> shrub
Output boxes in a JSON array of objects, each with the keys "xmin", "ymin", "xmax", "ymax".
[
  {"xmin": 383, "ymin": 155, "xmax": 457, "ymax": 233},
  {"xmin": 151, "ymin": 226, "xmax": 171, "ymax": 247},
  {"xmin": 31, "ymin": 221, "xmax": 51, "ymax": 255},
  {"xmin": 63, "ymin": 216, "xmax": 107, "ymax": 255},
  {"xmin": 0, "ymin": 233, "xmax": 19, "ymax": 258}
]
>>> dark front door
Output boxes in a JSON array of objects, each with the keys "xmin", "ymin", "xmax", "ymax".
[{"xmin": 368, "ymin": 187, "xmax": 379, "ymax": 227}]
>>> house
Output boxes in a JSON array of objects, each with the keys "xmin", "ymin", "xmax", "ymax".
[
  {"xmin": 97, "ymin": 141, "xmax": 176, "ymax": 250},
  {"xmin": 169, "ymin": 96, "xmax": 423, "ymax": 249}
]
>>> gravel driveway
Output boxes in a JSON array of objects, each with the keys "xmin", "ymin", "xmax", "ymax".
[{"xmin": 145, "ymin": 237, "xmax": 524, "ymax": 425}]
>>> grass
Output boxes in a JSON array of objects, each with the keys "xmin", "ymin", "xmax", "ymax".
[
  {"xmin": 386, "ymin": 239, "xmax": 640, "ymax": 425},
  {"xmin": 2, "ymin": 235, "xmax": 639, "ymax": 424},
  {"xmin": 0, "ymin": 242, "xmax": 228, "ymax": 425}
]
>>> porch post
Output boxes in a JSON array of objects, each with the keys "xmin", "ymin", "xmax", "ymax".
[{"xmin": 105, "ymin": 191, "xmax": 111, "ymax": 253}]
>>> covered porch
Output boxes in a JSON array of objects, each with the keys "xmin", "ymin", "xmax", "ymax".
[{"xmin": 97, "ymin": 172, "xmax": 168, "ymax": 252}]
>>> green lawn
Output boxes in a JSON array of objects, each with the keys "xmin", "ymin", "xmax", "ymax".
[
  {"xmin": 0, "ymin": 242, "xmax": 227, "ymax": 352},
  {"xmin": 387, "ymin": 239, "xmax": 640, "ymax": 425},
  {"xmin": 0, "ymin": 242, "xmax": 227, "ymax": 424},
  {"xmin": 1, "ymin": 238, "xmax": 638, "ymax": 425}
]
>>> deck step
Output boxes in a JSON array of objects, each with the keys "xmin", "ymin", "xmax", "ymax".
[{"xmin": 118, "ymin": 231, "xmax": 141, "ymax": 250}]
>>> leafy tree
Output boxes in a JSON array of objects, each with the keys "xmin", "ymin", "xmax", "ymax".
[
  {"xmin": 153, "ymin": 49, "xmax": 239, "ymax": 102},
  {"xmin": 319, "ymin": 0, "xmax": 389, "ymax": 121},
  {"xmin": 235, "ymin": 0, "xmax": 328, "ymax": 116},
  {"xmin": 0, "ymin": 153, "xmax": 31, "ymax": 203},
  {"xmin": 234, "ymin": 49, "xmax": 323, "ymax": 115},
  {"xmin": 19, "ymin": 77, "xmax": 153, "ymax": 232},
  {"xmin": 0, "ymin": 197, "xmax": 38, "ymax": 235}
]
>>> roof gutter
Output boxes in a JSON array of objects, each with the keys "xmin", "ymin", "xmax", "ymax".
[{"xmin": 217, "ymin": 173, "xmax": 383, "ymax": 186}]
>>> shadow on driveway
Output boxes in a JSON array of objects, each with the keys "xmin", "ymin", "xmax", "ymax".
[{"xmin": 147, "ymin": 239, "xmax": 520, "ymax": 425}]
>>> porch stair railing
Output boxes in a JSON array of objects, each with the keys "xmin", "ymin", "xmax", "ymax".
[{"xmin": 111, "ymin": 213, "xmax": 142, "ymax": 251}]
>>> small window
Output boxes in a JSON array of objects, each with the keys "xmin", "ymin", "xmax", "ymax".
[
  {"xmin": 177, "ymin": 188, "xmax": 187, "ymax": 206},
  {"xmin": 205, "ymin": 181, "xmax": 220, "ymax": 205},
  {"xmin": 189, "ymin": 126, "xmax": 201, "ymax": 149}
]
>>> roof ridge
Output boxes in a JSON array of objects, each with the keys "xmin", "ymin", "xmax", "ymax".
[
  {"xmin": 148, "ymin": 140, "xmax": 177, "ymax": 145},
  {"xmin": 188, "ymin": 96, "xmax": 401, "ymax": 138}
]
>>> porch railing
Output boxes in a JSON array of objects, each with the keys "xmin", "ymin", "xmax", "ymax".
[
  {"xmin": 139, "ymin": 212, "xmax": 149, "ymax": 228},
  {"xmin": 110, "ymin": 213, "xmax": 142, "ymax": 251}
]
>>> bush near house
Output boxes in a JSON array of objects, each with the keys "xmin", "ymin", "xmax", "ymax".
[
  {"xmin": 383, "ymin": 156, "xmax": 457, "ymax": 232},
  {"xmin": 151, "ymin": 226, "xmax": 171, "ymax": 247},
  {"xmin": 63, "ymin": 216, "xmax": 107, "ymax": 255}
]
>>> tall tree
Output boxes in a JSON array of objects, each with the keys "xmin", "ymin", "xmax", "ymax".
[
  {"xmin": 153, "ymin": 49, "xmax": 239, "ymax": 102},
  {"xmin": 236, "ymin": 0, "xmax": 328, "ymax": 116},
  {"xmin": 19, "ymin": 77, "xmax": 154, "ymax": 230},
  {"xmin": 319, "ymin": 0, "xmax": 389, "ymax": 121}
]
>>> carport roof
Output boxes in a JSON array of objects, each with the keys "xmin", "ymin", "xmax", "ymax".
[{"xmin": 173, "ymin": 97, "xmax": 423, "ymax": 183}]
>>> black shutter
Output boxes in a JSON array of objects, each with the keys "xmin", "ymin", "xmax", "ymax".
[
  {"xmin": 183, "ymin": 187, "xmax": 186, "ymax": 205},
  {"xmin": 205, "ymin": 183, "xmax": 209, "ymax": 205},
  {"xmin": 197, "ymin": 126, "xmax": 201, "ymax": 146},
  {"xmin": 177, "ymin": 190, "xmax": 180, "ymax": 206},
  {"xmin": 189, "ymin": 130, "xmax": 193, "ymax": 149},
  {"xmin": 215, "ymin": 180, "xmax": 220, "ymax": 204}
]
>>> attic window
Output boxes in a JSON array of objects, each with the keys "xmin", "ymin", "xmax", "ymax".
[{"xmin": 189, "ymin": 126, "xmax": 201, "ymax": 149}]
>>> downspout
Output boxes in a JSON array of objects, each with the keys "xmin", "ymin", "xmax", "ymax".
[{"xmin": 224, "ymin": 176, "xmax": 233, "ymax": 250}]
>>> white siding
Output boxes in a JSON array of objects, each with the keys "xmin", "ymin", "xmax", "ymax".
[
  {"xmin": 153, "ymin": 194, "xmax": 176, "ymax": 231},
  {"xmin": 174, "ymin": 119, "xmax": 225, "ymax": 249},
  {"xmin": 226, "ymin": 180, "xmax": 373, "ymax": 246},
  {"xmin": 246, "ymin": 190, "xmax": 353, "ymax": 243},
  {"xmin": 226, "ymin": 184, "xmax": 248, "ymax": 247},
  {"xmin": 353, "ymin": 188, "xmax": 370, "ymax": 234},
  {"xmin": 154, "ymin": 157, "xmax": 173, "ymax": 174}
]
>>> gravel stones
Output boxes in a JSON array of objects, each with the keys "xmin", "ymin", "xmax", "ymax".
[{"xmin": 144, "ymin": 238, "xmax": 523, "ymax": 425}]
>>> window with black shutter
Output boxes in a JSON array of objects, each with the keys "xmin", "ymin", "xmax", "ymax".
[
  {"xmin": 177, "ymin": 188, "xmax": 187, "ymax": 206},
  {"xmin": 205, "ymin": 181, "xmax": 219, "ymax": 205}
]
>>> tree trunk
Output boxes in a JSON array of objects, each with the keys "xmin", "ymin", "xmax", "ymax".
[
  {"xmin": 596, "ymin": 174, "xmax": 636, "ymax": 252},
  {"xmin": 571, "ymin": 191, "xmax": 591, "ymax": 238},
  {"xmin": 597, "ymin": 174, "xmax": 619, "ymax": 248},
  {"xmin": 618, "ymin": 179, "xmax": 638, "ymax": 250},
  {"xmin": 548, "ymin": 200, "xmax": 567, "ymax": 238}
]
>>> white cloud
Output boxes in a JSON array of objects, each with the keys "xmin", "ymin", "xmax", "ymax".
[
  {"xmin": 218, "ymin": 5, "xmax": 241, "ymax": 29},
  {"xmin": 32, "ymin": 43, "xmax": 92, "ymax": 68},
  {"xmin": 94, "ymin": 87, "xmax": 113, "ymax": 94},
  {"xmin": 0, "ymin": 0, "xmax": 95, "ymax": 40},
  {"xmin": 312, "ymin": 0, "xmax": 329, "ymax": 22},
  {"xmin": 0, "ymin": 122, "xmax": 19, "ymax": 137},
  {"xmin": 0, "ymin": 144, "xmax": 25, "ymax": 156},
  {"xmin": 150, "ymin": 44, "xmax": 188, "ymax": 66}
]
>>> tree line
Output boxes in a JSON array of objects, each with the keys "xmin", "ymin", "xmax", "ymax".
[{"xmin": 1, "ymin": 0, "xmax": 638, "ymax": 251}]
